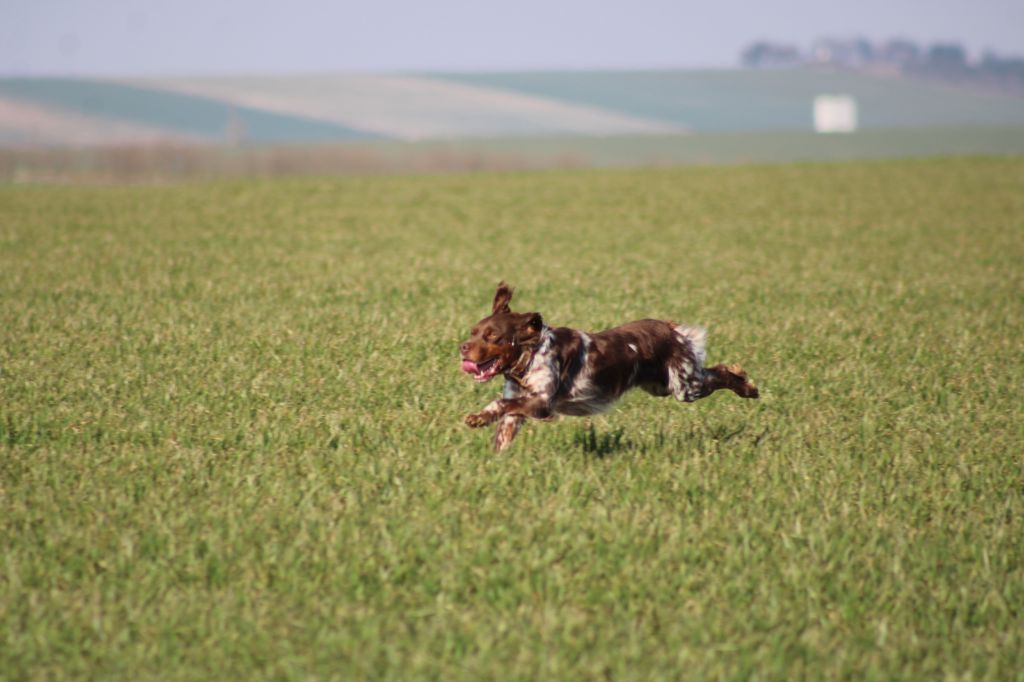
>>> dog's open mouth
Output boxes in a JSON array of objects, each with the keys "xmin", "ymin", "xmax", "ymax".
[{"xmin": 461, "ymin": 357, "xmax": 501, "ymax": 382}]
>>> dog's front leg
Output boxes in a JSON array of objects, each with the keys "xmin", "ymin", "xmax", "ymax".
[
  {"xmin": 464, "ymin": 395, "xmax": 553, "ymax": 428},
  {"xmin": 465, "ymin": 399, "xmax": 504, "ymax": 428},
  {"xmin": 493, "ymin": 415, "xmax": 525, "ymax": 451}
]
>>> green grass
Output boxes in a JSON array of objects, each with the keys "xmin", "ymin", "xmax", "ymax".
[{"xmin": 1, "ymin": 158, "xmax": 1023, "ymax": 679}]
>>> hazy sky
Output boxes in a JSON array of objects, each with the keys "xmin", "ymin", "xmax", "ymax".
[{"xmin": 3, "ymin": 0, "xmax": 1024, "ymax": 76}]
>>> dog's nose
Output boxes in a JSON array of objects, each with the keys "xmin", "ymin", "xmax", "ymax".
[{"xmin": 459, "ymin": 342, "xmax": 469, "ymax": 356}]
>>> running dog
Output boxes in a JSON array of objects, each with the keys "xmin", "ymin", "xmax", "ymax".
[{"xmin": 459, "ymin": 282, "xmax": 758, "ymax": 450}]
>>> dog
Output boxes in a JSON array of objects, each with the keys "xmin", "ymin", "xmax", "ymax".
[{"xmin": 459, "ymin": 282, "xmax": 759, "ymax": 451}]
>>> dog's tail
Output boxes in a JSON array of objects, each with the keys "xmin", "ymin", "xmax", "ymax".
[{"xmin": 673, "ymin": 324, "xmax": 707, "ymax": 368}]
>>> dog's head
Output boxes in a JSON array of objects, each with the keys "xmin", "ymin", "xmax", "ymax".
[{"xmin": 460, "ymin": 282, "xmax": 544, "ymax": 382}]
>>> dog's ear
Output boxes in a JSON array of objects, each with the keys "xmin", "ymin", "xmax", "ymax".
[
  {"xmin": 492, "ymin": 281, "xmax": 513, "ymax": 314},
  {"xmin": 515, "ymin": 312, "xmax": 544, "ymax": 343}
]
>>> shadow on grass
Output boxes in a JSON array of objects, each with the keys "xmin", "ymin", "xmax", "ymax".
[
  {"xmin": 573, "ymin": 424, "xmax": 632, "ymax": 458},
  {"xmin": 572, "ymin": 421, "xmax": 769, "ymax": 459}
]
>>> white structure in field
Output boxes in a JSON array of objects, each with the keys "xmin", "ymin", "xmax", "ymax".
[{"xmin": 813, "ymin": 95, "xmax": 858, "ymax": 133}]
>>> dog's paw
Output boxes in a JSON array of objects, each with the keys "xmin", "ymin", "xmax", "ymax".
[
  {"xmin": 724, "ymin": 364, "xmax": 759, "ymax": 399},
  {"xmin": 464, "ymin": 411, "xmax": 494, "ymax": 428}
]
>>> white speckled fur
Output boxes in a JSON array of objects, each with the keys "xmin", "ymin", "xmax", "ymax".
[
  {"xmin": 494, "ymin": 415, "xmax": 524, "ymax": 450},
  {"xmin": 477, "ymin": 398, "xmax": 505, "ymax": 419},
  {"xmin": 671, "ymin": 324, "xmax": 708, "ymax": 402},
  {"xmin": 674, "ymin": 325, "xmax": 707, "ymax": 365},
  {"xmin": 518, "ymin": 327, "xmax": 559, "ymax": 399},
  {"xmin": 552, "ymin": 332, "xmax": 617, "ymax": 416}
]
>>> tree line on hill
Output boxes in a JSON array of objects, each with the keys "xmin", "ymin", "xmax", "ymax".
[{"xmin": 741, "ymin": 38, "xmax": 1024, "ymax": 94}]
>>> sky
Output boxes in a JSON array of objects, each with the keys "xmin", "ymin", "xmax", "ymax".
[{"xmin": 3, "ymin": 0, "xmax": 1024, "ymax": 76}]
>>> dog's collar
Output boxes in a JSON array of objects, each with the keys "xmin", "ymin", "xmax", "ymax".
[
  {"xmin": 504, "ymin": 348, "xmax": 534, "ymax": 385},
  {"xmin": 503, "ymin": 327, "xmax": 551, "ymax": 385}
]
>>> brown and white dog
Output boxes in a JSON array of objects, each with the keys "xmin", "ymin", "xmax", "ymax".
[{"xmin": 460, "ymin": 282, "xmax": 759, "ymax": 451}]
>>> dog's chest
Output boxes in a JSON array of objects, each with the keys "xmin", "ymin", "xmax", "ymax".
[
  {"xmin": 518, "ymin": 333, "xmax": 558, "ymax": 396},
  {"xmin": 507, "ymin": 329, "xmax": 619, "ymax": 417}
]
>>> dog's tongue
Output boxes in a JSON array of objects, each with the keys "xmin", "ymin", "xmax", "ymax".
[{"xmin": 461, "ymin": 360, "xmax": 479, "ymax": 374}]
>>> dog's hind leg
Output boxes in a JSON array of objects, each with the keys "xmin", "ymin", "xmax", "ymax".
[
  {"xmin": 698, "ymin": 364, "xmax": 759, "ymax": 399},
  {"xmin": 494, "ymin": 415, "xmax": 525, "ymax": 451},
  {"xmin": 667, "ymin": 327, "xmax": 758, "ymax": 402}
]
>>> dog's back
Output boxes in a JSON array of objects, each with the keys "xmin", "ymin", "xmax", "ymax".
[{"xmin": 545, "ymin": 319, "xmax": 709, "ymax": 415}]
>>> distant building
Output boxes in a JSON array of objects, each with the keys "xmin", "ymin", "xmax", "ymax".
[
  {"xmin": 811, "ymin": 38, "xmax": 874, "ymax": 68},
  {"xmin": 739, "ymin": 37, "xmax": 1024, "ymax": 94},
  {"xmin": 814, "ymin": 96, "xmax": 858, "ymax": 133},
  {"xmin": 878, "ymin": 39, "xmax": 922, "ymax": 69}
]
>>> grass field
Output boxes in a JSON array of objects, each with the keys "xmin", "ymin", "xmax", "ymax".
[{"xmin": 1, "ymin": 157, "xmax": 1022, "ymax": 679}]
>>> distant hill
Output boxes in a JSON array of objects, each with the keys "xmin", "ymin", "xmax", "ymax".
[
  {"xmin": 0, "ymin": 78, "xmax": 376, "ymax": 146},
  {"xmin": 437, "ymin": 69, "xmax": 1024, "ymax": 131},
  {"xmin": 2, "ymin": 69, "xmax": 1024, "ymax": 147}
]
